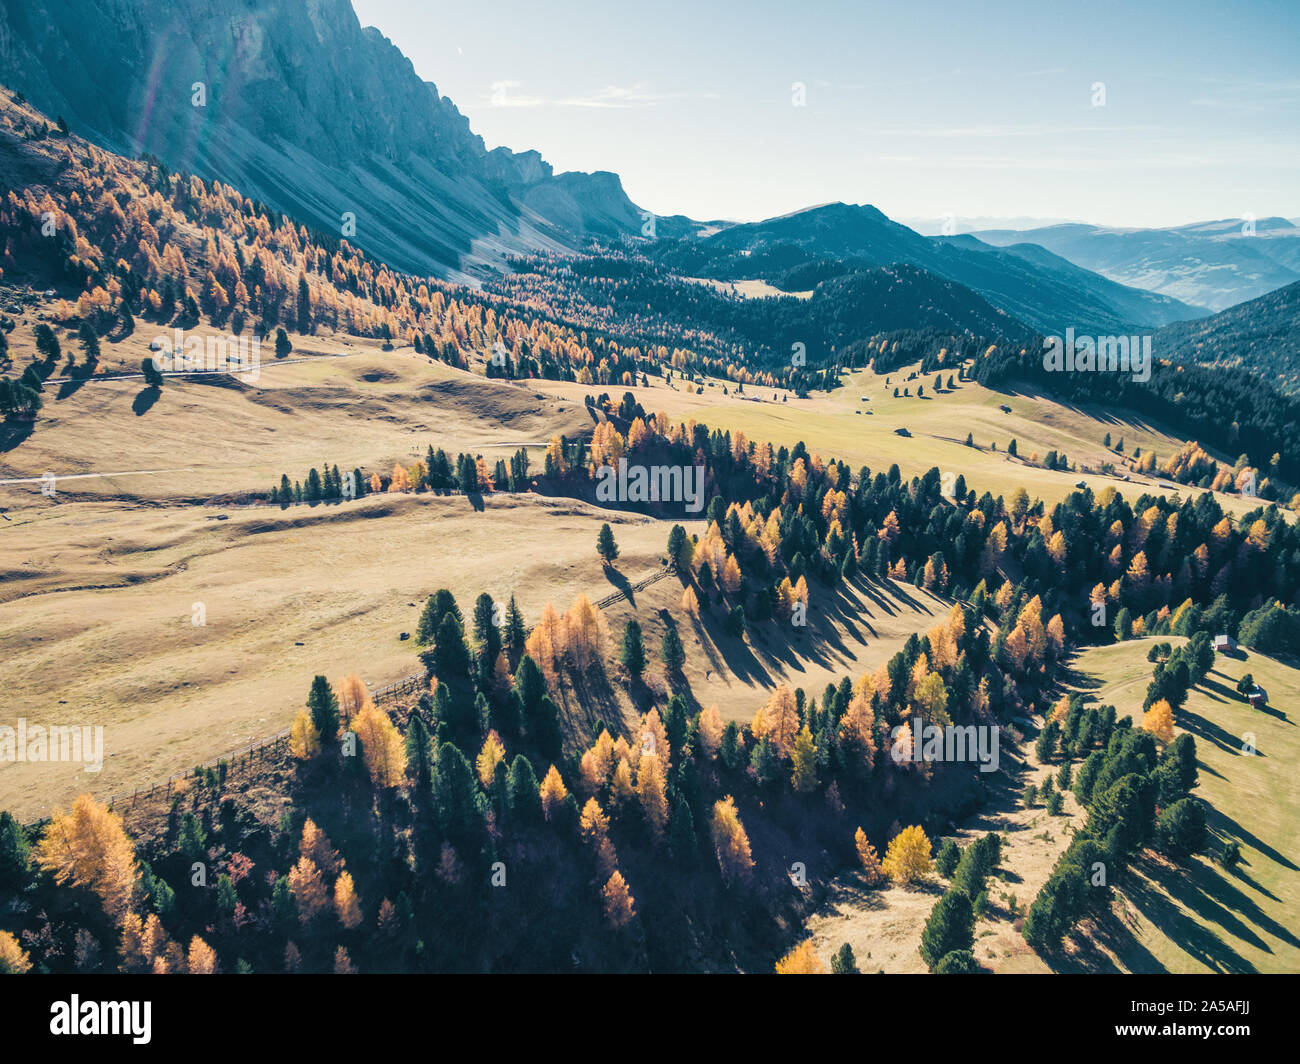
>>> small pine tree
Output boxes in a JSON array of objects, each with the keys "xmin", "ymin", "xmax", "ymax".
[
  {"xmin": 77, "ymin": 321, "xmax": 100, "ymax": 361},
  {"xmin": 935, "ymin": 839, "xmax": 961, "ymax": 879},
  {"xmin": 306, "ymin": 675, "xmax": 339, "ymax": 745},
  {"xmin": 597, "ymin": 523, "xmax": 619, "ymax": 563},
  {"xmin": 621, "ymin": 620, "xmax": 646, "ymax": 682},
  {"xmin": 920, "ymin": 889, "xmax": 974, "ymax": 970},
  {"xmin": 661, "ymin": 624, "xmax": 685, "ymax": 672}
]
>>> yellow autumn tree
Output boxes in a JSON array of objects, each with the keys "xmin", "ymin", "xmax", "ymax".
[
  {"xmin": 388, "ymin": 462, "xmax": 412, "ymax": 493},
  {"xmin": 186, "ymin": 935, "xmax": 218, "ymax": 974},
  {"xmin": 914, "ymin": 672, "xmax": 952, "ymax": 728},
  {"xmin": 477, "ymin": 731, "xmax": 506, "ymax": 788},
  {"xmin": 638, "ymin": 708, "xmax": 670, "ymax": 766},
  {"xmin": 580, "ymin": 798, "xmax": 618, "ymax": 876},
  {"xmin": 854, "ymin": 828, "xmax": 886, "ymax": 886},
  {"xmin": 627, "ymin": 416, "xmax": 651, "ymax": 451},
  {"xmin": 349, "ymin": 701, "xmax": 407, "ymax": 789},
  {"xmin": 540, "ymin": 765, "xmax": 569, "ymax": 821},
  {"xmin": 118, "ymin": 912, "xmax": 148, "ymax": 972},
  {"xmin": 36, "ymin": 794, "xmax": 137, "ymax": 925},
  {"xmin": 121, "ymin": 908, "xmax": 178, "ymax": 972},
  {"xmin": 545, "ymin": 434, "xmax": 567, "ymax": 475},
  {"xmin": 1047, "ymin": 530, "xmax": 1067, "ymax": 569},
  {"xmin": 881, "ymin": 825, "xmax": 933, "ymax": 885},
  {"xmin": 288, "ymin": 856, "xmax": 329, "ymax": 922},
  {"xmin": 1004, "ymin": 625, "xmax": 1029, "ymax": 671},
  {"xmin": 722, "ymin": 554, "xmax": 742, "ymax": 595},
  {"xmin": 839, "ymin": 691, "xmax": 876, "ymax": 768},
  {"xmin": 563, "ymin": 594, "xmax": 608, "ymax": 671},
  {"xmin": 927, "ymin": 619, "xmax": 960, "ymax": 671},
  {"xmin": 0, "ymin": 930, "xmax": 32, "ymax": 974},
  {"xmin": 334, "ymin": 871, "xmax": 362, "ymax": 929},
  {"xmin": 878, "ymin": 510, "xmax": 901, "ymax": 543},
  {"xmin": 525, "ymin": 602, "xmax": 563, "ymax": 685},
  {"xmin": 922, "ymin": 555, "xmax": 948, "ymax": 592},
  {"xmin": 579, "ymin": 731, "xmax": 614, "ymax": 793},
  {"xmin": 601, "ymin": 870, "xmax": 636, "ymax": 928},
  {"xmin": 636, "ymin": 753, "xmax": 670, "ymax": 838},
  {"xmin": 1017, "ymin": 595, "xmax": 1047, "ymax": 663},
  {"xmin": 711, "ymin": 796, "xmax": 755, "ymax": 884},
  {"xmin": 1142, "ymin": 699, "xmax": 1175, "ymax": 744},
  {"xmin": 610, "ymin": 757, "xmax": 636, "ymax": 810},
  {"xmin": 697, "ymin": 704, "xmax": 724, "ymax": 760},
  {"xmin": 752, "ymin": 685, "xmax": 800, "ymax": 759},
  {"xmin": 298, "ymin": 819, "xmax": 341, "ymax": 876},
  {"xmin": 682, "ymin": 585, "xmax": 699, "ymax": 615},
  {"xmin": 335, "ymin": 673, "xmax": 368, "ymax": 719},
  {"xmin": 140, "ymin": 914, "xmax": 168, "ymax": 969},
  {"xmin": 589, "ymin": 420, "xmax": 626, "ymax": 468},
  {"xmin": 775, "ymin": 940, "xmax": 826, "ymax": 974},
  {"xmin": 790, "ymin": 725, "xmax": 818, "ymax": 793},
  {"xmin": 289, "ymin": 708, "xmax": 321, "ymax": 760}
]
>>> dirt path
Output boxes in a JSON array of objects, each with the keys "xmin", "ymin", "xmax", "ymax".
[{"xmin": 805, "ymin": 739, "xmax": 1088, "ymax": 973}]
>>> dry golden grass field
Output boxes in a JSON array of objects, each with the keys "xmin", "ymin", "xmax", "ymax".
[{"xmin": 0, "ymin": 313, "xmax": 1280, "ymax": 826}]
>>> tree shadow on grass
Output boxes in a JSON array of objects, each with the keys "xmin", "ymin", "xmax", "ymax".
[
  {"xmin": 602, "ymin": 564, "xmax": 634, "ymax": 608},
  {"xmin": 563, "ymin": 667, "xmax": 628, "ymax": 744},
  {"xmin": 133, "ymin": 385, "xmax": 161, "ymax": 415},
  {"xmin": 0, "ymin": 420, "xmax": 33, "ymax": 452},
  {"xmin": 1128, "ymin": 853, "xmax": 1271, "ymax": 963},
  {"xmin": 1052, "ymin": 909, "xmax": 1159, "ymax": 973},
  {"xmin": 1229, "ymin": 864, "xmax": 1282, "ymax": 905},
  {"xmin": 55, "ymin": 362, "xmax": 97, "ymax": 400},
  {"xmin": 1204, "ymin": 804, "xmax": 1298, "ymax": 872},
  {"xmin": 1176, "ymin": 704, "xmax": 1258, "ymax": 757}
]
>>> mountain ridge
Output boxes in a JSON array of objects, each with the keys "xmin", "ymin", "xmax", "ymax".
[
  {"xmin": 0, "ymin": 0, "xmax": 670, "ymax": 281},
  {"xmin": 1155, "ymin": 279, "xmax": 1300, "ymax": 395},
  {"xmin": 657, "ymin": 201, "xmax": 1207, "ymax": 334},
  {"xmin": 971, "ymin": 218, "xmax": 1300, "ymax": 312}
]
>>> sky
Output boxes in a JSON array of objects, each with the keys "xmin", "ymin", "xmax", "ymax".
[{"xmin": 352, "ymin": 0, "xmax": 1300, "ymax": 229}]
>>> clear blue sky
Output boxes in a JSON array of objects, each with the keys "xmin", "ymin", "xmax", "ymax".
[{"xmin": 352, "ymin": 0, "xmax": 1300, "ymax": 228}]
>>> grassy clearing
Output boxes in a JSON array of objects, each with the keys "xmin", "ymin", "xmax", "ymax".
[
  {"xmin": 1058, "ymin": 638, "xmax": 1300, "ymax": 973},
  {"xmin": 531, "ymin": 363, "xmax": 1271, "ymax": 518},
  {"xmin": 0, "ymin": 492, "xmax": 679, "ymax": 819},
  {"xmin": 1, "ymin": 331, "xmax": 589, "ymax": 502}
]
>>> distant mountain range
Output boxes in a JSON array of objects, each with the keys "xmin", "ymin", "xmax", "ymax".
[
  {"xmin": 656, "ymin": 203, "xmax": 1206, "ymax": 334},
  {"xmin": 1156, "ymin": 280, "xmax": 1300, "ymax": 395},
  {"xmin": 901, "ymin": 216, "xmax": 1084, "ymax": 236},
  {"xmin": 971, "ymin": 218, "xmax": 1300, "ymax": 313}
]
